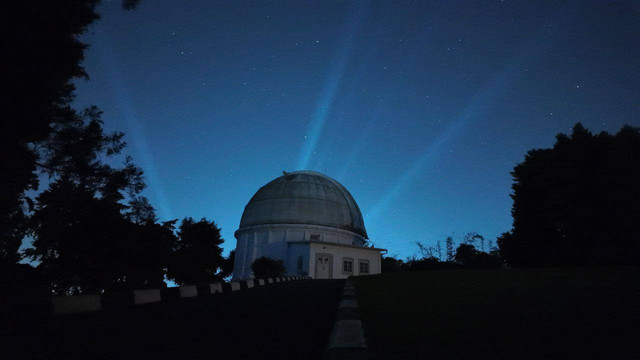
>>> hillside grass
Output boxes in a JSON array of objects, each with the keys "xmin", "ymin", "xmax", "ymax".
[{"xmin": 352, "ymin": 267, "xmax": 640, "ymax": 359}]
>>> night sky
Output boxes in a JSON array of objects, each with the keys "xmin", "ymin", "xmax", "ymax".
[{"xmin": 72, "ymin": 0, "xmax": 639, "ymax": 258}]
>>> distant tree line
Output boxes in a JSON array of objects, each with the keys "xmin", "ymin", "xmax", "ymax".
[
  {"xmin": 0, "ymin": 0, "xmax": 234, "ymax": 298},
  {"xmin": 382, "ymin": 232, "xmax": 502, "ymax": 273}
]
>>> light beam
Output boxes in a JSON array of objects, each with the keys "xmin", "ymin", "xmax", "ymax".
[
  {"xmin": 96, "ymin": 30, "xmax": 175, "ymax": 220},
  {"xmin": 296, "ymin": 2, "xmax": 369, "ymax": 170}
]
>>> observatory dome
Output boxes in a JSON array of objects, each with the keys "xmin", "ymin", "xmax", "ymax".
[{"xmin": 238, "ymin": 171, "xmax": 368, "ymax": 238}]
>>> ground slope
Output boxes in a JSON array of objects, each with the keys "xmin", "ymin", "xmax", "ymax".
[
  {"xmin": 5, "ymin": 279, "xmax": 344, "ymax": 360},
  {"xmin": 352, "ymin": 268, "xmax": 640, "ymax": 360}
]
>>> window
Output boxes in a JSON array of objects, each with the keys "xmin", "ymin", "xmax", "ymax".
[
  {"xmin": 359, "ymin": 260, "xmax": 369, "ymax": 274},
  {"xmin": 343, "ymin": 258, "xmax": 353, "ymax": 274},
  {"xmin": 310, "ymin": 234, "xmax": 321, "ymax": 241}
]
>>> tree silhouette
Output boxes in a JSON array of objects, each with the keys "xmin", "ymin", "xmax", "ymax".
[
  {"xmin": 416, "ymin": 241, "xmax": 435, "ymax": 259},
  {"xmin": 445, "ymin": 236, "xmax": 455, "ymax": 261},
  {"xmin": 23, "ymin": 104, "xmax": 153, "ymax": 294},
  {"xmin": 499, "ymin": 123, "xmax": 640, "ymax": 266},
  {"xmin": 454, "ymin": 243, "xmax": 501, "ymax": 268},
  {"xmin": 435, "ymin": 240, "xmax": 443, "ymax": 260},
  {"xmin": 251, "ymin": 257, "xmax": 286, "ymax": 278},
  {"xmin": 463, "ymin": 232, "xmax": 484, "ymax": 248},
  {"xmin": 28, "ymin": 179, "xmax": 128, "ymax": 294},
  {"xmin": 1, "ymin": 1, "xmax": 138, "ymax": 269},
  {"xmin": 220, "ymin": 250, "xmax": 236, "ymax": 278},
  {"xmin": 381, "ymin": 256, "xmax": 403, "ymax": 272},
  {"xmin": 126, "ymin": 219, "xmax": 177, "ymax": 290},
  {"xmin": 167, "ymin": 218, "xmax": 225, "ymax": 285},
  {"xmin": 454, "ymin": 244, "xmax": 478, "ymax": 265}
]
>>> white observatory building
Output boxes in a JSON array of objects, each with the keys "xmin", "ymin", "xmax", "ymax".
[{"xmin": 232, "ymin": 171, "xmax": 385, "ymax": 280}]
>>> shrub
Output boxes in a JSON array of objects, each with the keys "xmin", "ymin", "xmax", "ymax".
[
  {"xmin": 381, "ymin": 256, "xmax": 403, "ymax": 272},
  {"xmin": 454, "ymin": 244, "xmax": 502, "ymax": 268},
  {"xmin": 251, "ymin": 257, "xmax": 285, "ymax": 278}
]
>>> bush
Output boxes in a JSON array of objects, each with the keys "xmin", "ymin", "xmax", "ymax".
[
  {"xmin": 454, "ymin": 244, "xmax": 502, "ymax": 269},
  {"xmin": 400, "ymin": 257, "xmax": 460, "ymax": 271},
  {"xmin": 251, "ymin": 257, "xmax": 285, "ymax": 278},
  {"xmin": 381, "ymin": 256, "xmax": 403, "ymax": 272}
]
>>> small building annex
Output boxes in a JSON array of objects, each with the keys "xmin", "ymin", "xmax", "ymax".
[{"xmin": 232, "ymin": 170, "xmax": 385, "ymax": 280}]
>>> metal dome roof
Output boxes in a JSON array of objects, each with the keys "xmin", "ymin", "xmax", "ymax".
[{"xmin": 238, "ymin": 171, "xmax": 368, "ymax": 238}]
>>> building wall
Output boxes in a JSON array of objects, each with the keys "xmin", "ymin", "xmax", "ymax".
[
  {"xmin": 286, "ymin": 242, "xmax": 310, "ymax": 276},
  {"xmin": 309, "ymin": 242, "xmax": 382, "ymax": 279},
  {"xmin": 232, "ymin": 224, "xmax": 367, "ymax": 280},
  {"xmin": 232, "ymin": 230, "xmax": 289, "ymax": 279}
]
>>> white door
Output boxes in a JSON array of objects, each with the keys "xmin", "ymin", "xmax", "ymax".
[{"xmin": 315, "ymin": 254, "xmax": 331, "ymax": 279}]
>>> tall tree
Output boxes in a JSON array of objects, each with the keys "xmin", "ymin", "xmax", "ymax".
[
  {"xmin": 499, "ymin": 123, "xmax": 640, "ymax": 266},
  {"xmin": 167, "ymin": 218, "xmax": 225, "ymax": 285},
  {"xmin": 0, "ymin": 0, "xmax": 138, "ymax": 268},
  {"xmin": 126, "ymin": 219, "xmax": 177, "ymax": 290},
  {"xmin": 1, "ymin": 0, "xmax": 96, "ymax": 269},
  {"xmin": 28, "ymin": 178, "xmax": 128, "ymax": 294},
  {"xmin": 25, "ymin": 107, "xmax": 159, "ymax": 294}
]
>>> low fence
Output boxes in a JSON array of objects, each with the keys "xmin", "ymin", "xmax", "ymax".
[{"xmin": 49, "ymin": 275, "xmax": 311, "ymax": 316}]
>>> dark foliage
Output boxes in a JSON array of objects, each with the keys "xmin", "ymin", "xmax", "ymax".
[
  {"xmin": 381, "ymin": 256, "xmax": 403, "ymax": 272},
  {"xmin": 463, "ymin": 232, "xmax": 485, "ymax": 252},
  {"xmin": 399, "ymin": 234, "xmax": 502, "ymax": 271},
  {"xmin": 1, "ymin": 1, "xmax": 230, "ymax": 297},
  {"xmin": 167, "ymin": 218, "xmax": 225, "ymax": 285},
  {"xmin": 0, "ymin": 0, "xmax": 138, "ymax": 269},
  {"xmin": 445, "ymin": 236, "xmax": 454, "ymax": 261},
  {"xmin": 500, "ymin": 123, "xmax": 640, "ymax": 266},
  {"xmin": 454, "ymin": 244, "xmax": 502, "ymax": 269},
  {"xmin": 126, "ymin": 219, "xmax": 176, "ymax": 289},
  {"xmin": 22, "ymin": 101, "xmax": 160, "ymax": 294},
  {"xmin": 402, "ymin": 257, "xmax": 460, "ymax": 271},
  {"xmin": 251, "ymin": 257, "xmax": 286, "ymax": 278},
  {"xmin": 0, "ymin": 1, "xmax": 173, "ymax": 295},
  {"xmin": 0, "ymin": 263, "xmax": 50, "ymax": 315},
  {"xmin": 220, "ymin": 250, "xmax": 235, "ymax": 278},
  {"xmin": 453, "ymin": 244, "xmax": 476, "ymax": 264},
  {"xmin": 26, "ymin": 179, "xmax": 170, "ymax": 294},
  {"xmin": 1, "ymin": 0, "xmax": 95, "ymax": 269}
]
